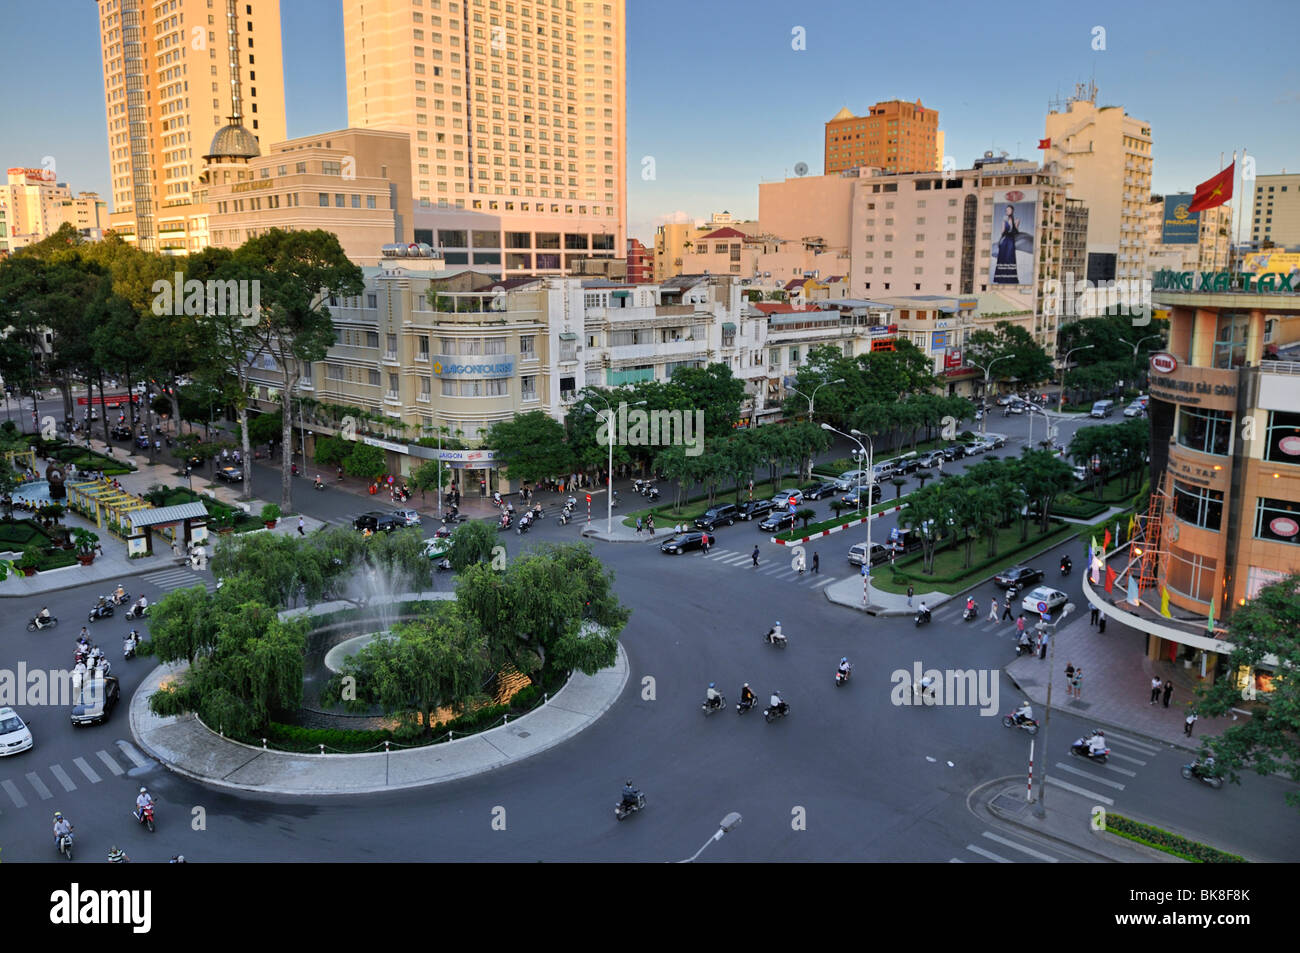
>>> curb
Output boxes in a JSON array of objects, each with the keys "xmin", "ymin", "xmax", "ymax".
[
  {"xmin": 972, "ymin": 777, "xmax": 1122, "ymax": 863},
  {"xmin": 771, "ymin": 502, "xmax": 907, "ymax": 546}
]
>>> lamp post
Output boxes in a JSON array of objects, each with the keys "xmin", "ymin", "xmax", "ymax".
[
  {"xmin": 1033, "ymin": 603, "xmax": 1075, "ymax": 817},
  {"xmin": 677, "ymin": 812, "xmax": 742, "ymax": 863},
  {"xmin": 1057, "ymin": 345, "xmax": 1094, "ymax": 413},
  {"xmin": 823, "ymin": 422, "xmax": 874, "ymax": 591},
  {"xmin": 966, "ymin": 354, "xmax": 1016, "ymax": 437},
  {"xmin": 584, "ymin": 395, "xmax": 646, "ymax": 535},
  {"xmin": 1131, "ymin": 333, "xmax": 1162, "ymax": 392},
  {"xmin": 788, "ymin": 377, "xmax": 845, "ymax": 421}
]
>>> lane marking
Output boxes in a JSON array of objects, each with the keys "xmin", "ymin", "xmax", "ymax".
[
  {"xmin": 982, "ymin": 831, "xmax": 1058, "ymax": 862},
  {"xmin": 1045, "ymin": 775, "xmax": 1114, "ymax": 805},
  {"xmin": 73, "ymin": 757, "xmax": 102, "ymax": 784},
  {"xmin": 95, "ymin": 750, "xmax": 124, "ymax": 776},
  {"xmin": 49, "ymin": 764, "xmax": 78, "ymax": 792},
  {"xmin": 1053, "ymin": 762, "xmax": 1126, "ymax": 790},
  {"xmin": 965, "ymin": 844, "xmax": 1012, "ymax": 863},
  {"xmin": 25, "ymin": 772, "xmax": 54, "ymax": 800}
]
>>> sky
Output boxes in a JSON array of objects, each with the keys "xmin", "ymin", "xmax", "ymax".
[{"xmin": 2, "ymin": 0, "xmax": 1296, "ymax": 244}]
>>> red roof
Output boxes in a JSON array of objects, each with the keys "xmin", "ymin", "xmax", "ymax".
[
  {"xmin": 783, "ymin": 277, "xmax": 810, "ymax": 291},
  {"xmin": 698, "ymin": 227, "xmax": 747, "ymax": 239}
]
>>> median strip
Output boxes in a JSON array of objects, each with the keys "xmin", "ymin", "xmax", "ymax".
[{"xmin": 772, "ymin": 502, "xmax": 908, "ymax": 546}]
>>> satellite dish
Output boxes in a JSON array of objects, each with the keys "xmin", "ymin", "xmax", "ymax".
[{"xmin": 794, "ymin": 162, "xmax": 809, "ymax": 176}]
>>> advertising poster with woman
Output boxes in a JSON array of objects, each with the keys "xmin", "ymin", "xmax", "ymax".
[{"xmin": 989, "ymin": 189, "xmax": 1037, "ymax": 286}]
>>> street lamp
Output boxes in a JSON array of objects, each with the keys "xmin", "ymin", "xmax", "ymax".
[
  {"xmin": 1033, "ymin": 602, "xmax": 1075, "ymax": 817},
  {"xmin": 1057, "ymin": 345, "xmax": 1094, "ymax": 413},
  {"xmin": 1131, "ymin": 333, "xmax": 1162, "ymax": 392},
  {"xmin": 965, "ymin": 354, "xmax": 1016, "ymax": 437},
  {"xmin": 823, "ymin": 422, "xmax": 875, "ymax": 591},
  {"xmin": 677, "ymin": 812, "xmax": 742, "ymax": 863},
  {"xmin": 787, "ymin": 377, "xmax": 845, "ymax": 420},
  {"xmin": 584, "ymin": 396, "xmax": 646, "ymax": 535}
]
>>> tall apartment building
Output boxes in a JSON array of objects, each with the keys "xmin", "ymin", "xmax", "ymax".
[
  {"xmin": 1042, "ymin": 83, "xmax": 1152, "ymax": 284},
  {"xmin": 824, "ymin": 100, "xmax": 940, "ymax": 175},
  {"xmin": 342, "ymin": 0, "xmax": 627, "ymax": 275},
  {"xmin": 93, "ymin": 0, "xmax": 287, "ymax": 253},
  {"xmin": 1142, "ymin": 194, "xmax": 1231, "ymax": 274},
  {"xmin": 1249, "ymin": 172, "xmax": 1300, "ymax": 249},
  {"xmin": 625, "ymin": 237, "xmax": 651, "ymax": 282},
  {"xmin": 2, "ymin": 168, "xmax": 107, "ymax": 248},
  {"xmin": 652, "ymin": 211, "xmax": 762, "ymax": 281}
]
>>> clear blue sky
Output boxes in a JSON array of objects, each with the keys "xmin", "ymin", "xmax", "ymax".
[{"xmin": 2, "ymin": 0, "xmax": 1295, "ymax": 243}]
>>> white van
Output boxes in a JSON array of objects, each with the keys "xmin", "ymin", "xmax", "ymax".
[{"xmin": 1090, "ymin": 400, "xmax": 1115, "ymax": 418}]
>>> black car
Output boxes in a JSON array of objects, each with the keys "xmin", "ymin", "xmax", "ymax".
[
  {"xmin": 214, "ymin": 465, "xmax": 243, "ymax": 483},
  {"xmin": 71, "ymin": 675, "xmax": 120, "ymax": 726},
  {"xmin": 660, "ymin": 531, "xmax": 713, "ymax": 554},
  {"xmin": 801, "ymin": 480, "xmax": 840, "ymax": 501},
  {"xmin": 736, "ymin": 499, "xmax": 775, "ymax": 521},
  {"xmin": 988, "ymin": 434, "xmax": 1007, "ymax": 449},
  {"xmin": 994, "ymin": 565, "xmax": 1044, "ymax": 590},
  {"xmin": 893, "ymin": 456, "xmax": 921, "ymax": 475},
  {"xmin": 839, "ymin": 484, "xmax": 882, "ymax": 507},
  {"xmin": 695, "ymin": 503, "xmax": 738, "ymax": 530},
  {"xmin": 941, "ymin": 443, "xmax": 968, "ymax": 461},
  {"xmin": 109, "ymin": 425, "xmax": 131, "ymax": 441},
  {"xmin": 353, "ymin": 511, "xmax": 405, "ymax": 533},
  {"xmin": 759, "ymin": 510, "xmax": 798, "ymax": 533}
]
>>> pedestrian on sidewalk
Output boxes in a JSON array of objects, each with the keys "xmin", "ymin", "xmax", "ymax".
[
  {"xmin": 297, "ymin": 516, "xmax": 305, "ymax": 537},
  {"xmin": 635, "ymin": 517, "xmax": 643, "ymax": 535},
  {"xmin": 907, "ymin": 584, "xmax": 914, "ymax": 608},
  {"xmin": 1150, "ymin": 676, "xmax": 1162, "ymax": 704},
  {"xmin": 987, "ymin": 597, "xmax": 998, "ymax": 621},
  {"xmin": 1016, "ymin": 614, "xmax": 1026, "ymax": 640},
  {"xmin": 1098, "ymin": 614, "xmax": 1106, "ymax": 633},
  {"xmin": 1072, "ymin": 667, "xmax": 1083, "ymax": 698},
  {"xmin": 1162, "ymin": 680, "xmax": 1173, "ymax": 708},
  {"xmin": 1064, "ymin": 662, "xmax": 1076, "ymax": 697},
  {"xmin": 812, "ymin": 552, "xmax": 820, "ymax": 574},
  {"xmin": 1184, "ymin": 710, "xmax": 1198, "ymax": 737},
  {"xmin": 1037, "ymin": 628, "xmax": 1048, "ymax": 660},
  {"xmin": 646, "ymin": 515, "xmax": 655, "ymax": 537},
  {"xmin": 752, "ymin": 545, "xmax": 760, "ymax": 567},
  {"xmin": 1090, "ymin": 605, "xmax": 1099, "ymax": 626}
]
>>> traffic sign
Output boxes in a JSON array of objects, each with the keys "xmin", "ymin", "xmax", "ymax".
[
  {"xmin": 585, "ymin": 494, "xmax": 592, "ymax": 503},
  {"xmin": 1036, "ymin": 601, "xmax": 1048, "ymax": 613}
]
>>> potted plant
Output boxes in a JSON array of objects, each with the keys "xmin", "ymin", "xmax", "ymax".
[
  {"xmin": 72, "ymin": 528, "xmax": 99, "ymax": 565},
  {"xmin": 18, "ymin": 543, "xmax": 41, "ymax": 576},
  {"xmin": 261, "ymin": 503, "xmax": 281, "ymax": 529}
]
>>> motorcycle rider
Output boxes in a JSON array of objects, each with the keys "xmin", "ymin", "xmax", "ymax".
[
  {"xmin": 769, "ymin": 689, "xmax": 788, "ymax": 716},
  {"xmin": 620, "ymin": 779, "xmax": 640, "ymax": 809},
  {"xmin": 107, "ymin": 846, "xmax": 129, "ymax": 863},
  {"xmin": 124, "ymin": 630, "xmax": 140, "ymax": 656},
  {"xmin": 837, "ymin": 656, "xmax": 852, "ymax": 679},
  {"xmin": 39, "ymin": 606, "xmax": 52, "ymax": 623},
  {"xmin": 94, "ymin": 594, "xmax": 109, "ymax": 615},
  {"xmin": 113, "ymin": 583, "xmax": 126, "ymax": 604},
  {"xmin": 705, "ymin": 681, "xmax": 722, "ymax": 710},
  {"xmin": 739, "ymin": 683, "xmax": 756, "ymax": 709},
  {"xmin": 765, "ymin": 621, "xmax": 785, "ymax": 644},
  {"xmin": 314, "ymin": 474, "xmax": 324, "ymax": 489},
  {"xmin": 1060, "ymin": 555, "xmax": 1072, "ymax": 573},
  {"xmin": 53, "ymin": 811, "xmax": 73, "ymax": 849},
  {"xmin": 532, "ymin": 502, "xmax": 543, "ymax": 519},
  {"xmin": 964, "ymin": 596, "xmax": 976, "ymax": 618},
  {"xmin": 1087, "ymin": 730, "xmax": 1107, "ymax": 757},
  {"xmin": 134, "ymin": 786, "xmax": 153, "ymax": 822},
  {"xmin": 917, "ymin": 601, "xmax": 931, "ymax": 622},
  {"xmin": 133, "ymin": 595, "xmax": 148, "ymax": 616},
  {"xmin": 1014, "ymin": 700, "xmax": 1033, "ymax": 725}
]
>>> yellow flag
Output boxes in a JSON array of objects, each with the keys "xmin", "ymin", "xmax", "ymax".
[
  {"xmin": 1127, "ymin": 514, "xmax": 1136, "ymax": 538},
  {"xmin": 1160, "ymin": 586, "xmax": 1172, "ymax": 618}
]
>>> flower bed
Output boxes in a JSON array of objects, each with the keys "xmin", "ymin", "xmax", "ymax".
[{"xmin": 1101, "ymin": 813, "xmax": 1246, "ymax": 863}]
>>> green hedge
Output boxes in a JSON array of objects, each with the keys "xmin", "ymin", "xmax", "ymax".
[
  {"xmin": 1052, "ymin": 492, "xmax": 1111, "ymax": 520},
  {"xmin": 0, "ymin": 519, "xmax": 53, "ymax": 549},
  {"xmin": 1103, "ymin": 813, "xmax": 1247, "ymax": 863},
  {"xmin": 34, "ymin": 548, "xmax": 78, "ymax": 572},
  {"xmin": 876, "ymin": 520, "xmax": 1075, "ymax": 593}
]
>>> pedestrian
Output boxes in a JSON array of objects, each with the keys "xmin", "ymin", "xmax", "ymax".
[
  {"xmin": 1089, "ymin": 605, "xmax": 1100, "ymax": 626},
  {"xmin": 646, "ymin": 515, "xmax": 654, "ymax": 537},
  {"xmin": 635, "ymin": 517, "xmax": 642, "ymax": 535},
  {"xmin": 1098, "ymin": 614, "xmax": 1106, "ymax": 633},
  {"xmin": 907, "ymin": 584, "xmax": 914, "ymax": 609},
  {"xmin": 1184, "ymin": 710, "xmax": 1198, "ymax": 737},
  {"xmin": 1072, "ymin": 667, "xmax": 1083, "ymax": 698},
  {"xmin": 1150, "ymin": 676, "xmax": 1162, "ymax": 705},
  {"xmin": 752, "ymin": 545, "xmax": 760, "ymax": 567},
  {"xmin": 1038, "ymin": 629, "xmax": 1048, "ymax": 660},
  {"xmin": 987, "ymin": 598, "xmax": 999, "ymax": 622},
  {"xmin": 889, "ymin": 548, "xmax": 896, "ymax": 567},
  {"xmin": 1064, "ymin": 662, "xmax": 1076, "ymax": 697},
  {"xmin": 701, "ymin": 533, "xmax": 710, "ymax": 555},
  {"xmin": 1162, "ymin": 680, "xmax": 1173, "ymax": 708},
  {"xmin": 1016, "ymin": 614, "xmax": 1026, "ymax": 639},
  {"xmin": 297, "ymin": 516, "xmax": 305, "ymax": 537},
  {"xmin": 796, "ymin": 551, "xmax": 805, "ymax": 574},
  {"xmin": 1001, "ymin": 595, "xmax": 1015, "ymax": 622},
  {"xmin": 812, "ymin": 552, "xmax": 819, "ymax": 574}
]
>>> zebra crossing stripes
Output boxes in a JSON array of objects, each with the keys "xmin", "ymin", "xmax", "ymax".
[
  {"xmin": 1, "ymin": 778, "xmax": 27, "ymax": 808},
  {"xmin": 48, "ymin": 763, "xmax": 77, "ymax": 792},
  {"xmin": 1, "ymin": 746, "xmax": 140, "ymax": 810},
  {"xmin": 140, "ymin": 567, "xmax": 217, "ymax": 594},
  {"xmin": 24, "ymin": 772, "xmax": 53, "ymax": 800},
  {"xmin": 957, "ymin": 830, "xmax": 1067, "ymax": 864},
  {"xmin": 73, "ymin": 756, "xmax": 102, "ymax": 784},
  {"xmin": 95, "ymin": 750, "xmax": 124, "ymax": 776},
  {"xmin": 697, "ymin": 548, "xmax": 839, "ymax": 590}
]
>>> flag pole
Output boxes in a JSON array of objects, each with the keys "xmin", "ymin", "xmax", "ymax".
[{"xmin": 1231, "ymin": 147, "xmax": 1246, "ymax": 272}]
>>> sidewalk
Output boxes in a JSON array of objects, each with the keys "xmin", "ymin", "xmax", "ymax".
[
  {"xmin": 823, "ymin": 573, "xmax": 950, "ymax": 617},
  {"xmin": 1005, "ymin": 612, "xmax": 1234, "ymax": 750},
  {"xmin": 130, "ymin": 596, "xmax": 630, "ymax": 794}
]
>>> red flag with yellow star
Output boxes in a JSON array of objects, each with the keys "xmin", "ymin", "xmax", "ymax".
[{"xmin": 1189, "ymin": 163, "xmax": 1234, "ymax": 213}]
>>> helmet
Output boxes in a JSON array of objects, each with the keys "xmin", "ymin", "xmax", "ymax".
[
  {"xmin": 841, "ymin": 657, "xmax": 848, "ymax": 665},
  {"xmin": 54, "ymin": 812, "xmax": 63, "ymax": 820},
  {"xmin": 625, "ymin": 779, "xmax": 632, "ymax": 786},
  {"xmin": 139, "ymin": 787, "xmax": 147, "ymax": 794},
  {"xmin": 708, "ymin": 681, "xmax": 715, "ymax": 688},
  {"xmin": 775, "ymin": 621, "xmax": 781, "ymax": 626},
  {"xmin": 743, "ymin": 682, "xmax": 749, "ymax": 688}
]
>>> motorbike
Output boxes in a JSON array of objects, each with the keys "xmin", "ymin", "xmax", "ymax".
[
  {"xmin": 530, "ymin": 506, "xmax": 545, "ymax": 520},
  {"xmin": 123, "ymin": 639, "xmax": 137, "ymax": 660},
  {"xmin": 26, "ymin": 616, "xmax": 58, "ymax": 631},
  {"xmin": 557, "ymin": 510, "xmax": 573, "ymax": 525},
  {"xmin": 434, "ymin": 556, "xmax": 453, "ymax": 573},
  {"xmin": 701, "ymin": 693, "xmax": 727, "ymax": 716},
  {"xmin": 835, "ymin": 664, "xmax": 853, "ymax": 687},
  {"xmin": 1181, "ymin": 761, "xmax": 1223, "ymax": 790},
  {"xmin": 88, "ymin": 602, "xmax": 114, "ymax": 622},
  {"xmin": 497, "ymin": 516, "xmax": 513, "ymax": 532},
  {"xmin": 763, "ymin": 701, "xmax": 791, "ymax": 724},
  {"xmin": 516, "ymin": 518, "xmax": 531, "ymax": 535},
  {"xmin": 313, "ymin": 480, "xmax": 326, "ymax": 492},
  {"xmin": 914, "ymin": 609, "xmax": 932, "ymax": 627},
  {"xmin": 761, "ymin": 628, "xmax": 788, "ymax": 649},
  {"xmin": 646, "ymin": 487, "xmax": 660, "ymax": 502},
  {"xmin": 610, "ymin": 491, "xmax": 620, "ymax": 509},
  {"xmin": 107, "ymin": 847, "xmax": 130, "ymax": 863},
  {"xmin": 108, "ymin": 590, "xmax": 130, "ymax": 607},
  {"xmin": 1060, "ymin": 558, "xmax": 1072, "ymax": 577},
  {"xmin": 125, "ymin": 603, "xmax": 149, "ymax": 621},
  {"xmin": 962, "ymin": 602, "xmax": 977, "ymax": 621},
  {"xmin": 57, "ymin": 830, "xmax": 74, "ymax": 861},
  {"xmin": 134, "ymin": 803, "xmax": 156, "ymax": 833},
  {"xmin": 291, "ymin": 463, "xmax": 302, "ymax": 477},
  {"xmin": 1001, "ymin": 713, "xmax": 1039, "ymax": 735},
  {"xmin": 1015, "ymin": 637, "xmax": 1035, "ymax": 657},
  {"xmin": 564, "ymin": 496, "xmax": 578, "ymax": 511},
  {"xmin": 736, "ymin": 695, "xmax": 758, "ymax": 715},
  {"xmin": 911, "ymin": 679, "xmax": 937, "ymax": 705},
  {"xmin": 1069, "ymin": 737, "xmax": 1110, "ymax": 763},
  {"xmin": 633, "ymin": 479, "xmax": 650, "ymax": 494},
  {"xmin": 615, "ymin": 791, "xmax": 647, "ymax": 821}
]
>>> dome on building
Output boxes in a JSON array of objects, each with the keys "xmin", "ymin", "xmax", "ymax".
[{"xmin": 206, "ymin": 123, "xmax": 260, "ymax": 161}]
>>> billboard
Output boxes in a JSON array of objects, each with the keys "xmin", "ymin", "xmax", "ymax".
[
  {"xmin": 989, "ymin": 189, "xmax": 1037, "ymax": 286},
  {"xmin": 1161, "ymin": 194, "xmax": 1199, "ymax": 244},
  {"xmin": 930, "ymin": 331, "xmax": 949, "ymax": 351},
  {"xmin": 1242, "ymin": 251, "xmax": 1300, "ymax": 280}
]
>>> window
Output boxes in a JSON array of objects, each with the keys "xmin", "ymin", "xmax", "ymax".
[
  {"xmin": 1177, "ymin": 407, "xmax": 1233, "ymax": 456},
  {"xmin": 335, "ymin": 194, "xmax": 346, "ymax": 207},
  {"xmin": 367, "ymin": 195, "xmax": 377, "ymax": 209},
  {"xmin": 519, "ymin": 334, "xmax": 536, "ymax": 358},
  {"xmin": 368, "ymin": 369, "xmax": 382, "ymax": 386},
  {"xmin": 318, "ymin": 193, "xmax": 329, "ymax": 207},
  {"xmin": 521, "ymin": 375, "xmax": 537, "ymax": 400},
  {"xmin": 1263, "ymin": 411, "xmax": 1300, "ymax": 464},
  {"xmin": 419, "ymin": 377, "xmax": 431, "ymax": 401},
  {"xmin": 1172, "ymin": 479, "xmax": 1224, "ymax": 531},
  {"xmin": 365, "ymin": 331, "xmax": 380, "ymax": 348},
  {"xmin": 418, "ymin": 336, "xmax": 430, "ymax": 360},
  {"xmin": 1165, "ymin": 547, "xmax": 1218, "ymax": 602},
  {"xmin": 1212, "ymin": 313, "xmax": 1249, "ymax": 369},
  {"xmin": 326, "ymin": 364, "xmax": 345, "ymax": 381},
  {"xmin": 438, "ymin": 229, "xmax": 468, "ymax": 246},
  {"xmin": 388, "ymin": 373, "xmax": 400, "ymax": 397},
  {"xmin": 1254, "ymin": 497, "xmax": 1300, "ymax": 545},
  {"xmin": 484, "ymin": 337, "xmax": 507, "ymax": 355},
  {"xmin": 385, "ymin": 334, "xmax": 398, "ymax": 359},
  {"xmin": 366, "ymin": 293, "xmax": 378, "ymax": 309}
]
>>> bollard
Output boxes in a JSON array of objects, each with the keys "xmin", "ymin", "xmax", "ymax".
[
  {"xmin": 503, "ymin": 713, "xmax": 509, "ymax": 724},
  {"xmin": 384, "ymin": 740, "xmax": 390, "ymax": 752},
  {"xmin": 319, "ymin": 744, "xmax": 325, "ymax": 755},
  {"xmin": 544, "ymin": 692, "xmax": 548, "ymax": 704},
  {"xmin": 262, "ymin": 738, "xmax": 267, "ymax": 749}
]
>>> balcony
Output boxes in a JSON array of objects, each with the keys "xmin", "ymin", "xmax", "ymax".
[
  {"xmin": 382, "ymin": 351, "xmax": 399, "ymax": 364},
  {"xmin": 384, "ymin": 391, "xmax": 402, "ymax": 405}
]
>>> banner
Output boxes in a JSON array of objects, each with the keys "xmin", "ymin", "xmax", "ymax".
[
  {"xmin": 989, "ymin": 189, "xmax": 1038, "ymax": 286},
  {"xmin": 1160, "ymin": 194, "xmax": 1199, "ymax": 244}
]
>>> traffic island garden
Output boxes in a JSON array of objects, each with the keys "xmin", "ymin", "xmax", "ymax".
[
  {"xmin": 1100, "ymin": 813, "xmax": 1247, "ymax": 863},
  {"xmin": 872, "ymin": 520, "xmax": 1078, "ymax": 595}
]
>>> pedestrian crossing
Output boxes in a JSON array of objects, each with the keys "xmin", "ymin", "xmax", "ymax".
[
  {"xmin": 0, "ymin": 742, "xmax": 147, "ymax": 814},
  {"xmin": 953, "ymin": 829, "xmax": 1066, "ymax": 864},
  {"xmin": 140, "ymin": 567, "xmax": 217, "ymax": 594},
  {"xmin": 695, "ymin": 547, "xmax": 839, "ymax": 590}
]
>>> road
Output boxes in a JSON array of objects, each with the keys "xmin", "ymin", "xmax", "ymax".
[{"xmin": 3, "ymin": 406, "xmax": 1297, "ymax": 863}]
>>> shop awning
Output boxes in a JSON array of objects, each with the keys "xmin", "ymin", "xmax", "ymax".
[
  {"xmin": 722, "ymin": 322, "xmax": 736, "ymax": 332},
  {"xmin": 611, "ymin": 290, "xmax": 631, "ymax": 298},
  {"xmin": 558, "ymin": 332, "xmax": 577, "ymax": 340},
  {"xmin": 128, "ymin": 502, "xmax": 209, "ymax": 531}
]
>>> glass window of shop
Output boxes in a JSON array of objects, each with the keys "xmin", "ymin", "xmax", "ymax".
[
  {"xmin": 1212, "ymin": 313, "xmax": 1249, "ymax": 369},
  {"xmin": 1264, "ymin": 411, "xmax": 1300, "ymax": 464},
  {"xmin": 1177, "ymin": 407, "xmax": 1233, "ymax": 456},
  {"xmin": 1253, "ymin": 496, "xmax": 1300, "ymax": 546},
  {"xmin": 1165, "ymin": 547, "xmax": 1218, "ymax": 603},
  {"xmin": 1172, "ymin": 479, "xmax": 1224, "ymax": 530}
]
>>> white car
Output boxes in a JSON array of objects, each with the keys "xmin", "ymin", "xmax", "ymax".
[
  {"xmin": 770, "ymin": 488, "xmax": 804, "ymax": 507},
  {"xmin": 834, "ymin": 470, "xmax": 870, "ymax": 490},
  {"xmin": 1022, "ymin": 586, "xmax": 1068, "ymax": 617},
  {"xmin": 0, "ymin": 707, "xmax": 33, "ymax": 757},
  {"xmin": 1123, "ymin": 403, "xmax": 1145, "ymax": 418},
  {"xmin": 392, "ymin": 508, "xmax": 422, "ymax": 527}
]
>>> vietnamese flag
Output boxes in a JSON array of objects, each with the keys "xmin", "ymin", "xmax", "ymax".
[
  {"xmin": 1103, "ymin": 528, "xmax": 1112, "ymax": 551},
  {"xmin": 1189, "ymin": 163, "xmax": 1234, "ymax": 213},
  {"xmin": 1037, "ymin": 138, "xmax": 1051, "ymax": 149},
  {"xmin": 1105, "ymin": 565, "xmax": 1117, "ymax": 594}
]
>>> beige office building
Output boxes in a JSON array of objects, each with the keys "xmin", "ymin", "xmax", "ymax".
[
  {"xmin": 652, "ymin": 212, "xmax": 762, "ymax": 281},
  {"xmin": 2, "ymin": 167, "xmax": 107, "ymax": 248},
  {"xmin": 1142, "ymin": 195, "xmax": 1231, "ymax": 274},
  {"xmin": 1249, "ymin": 172, "xmax": 1300, "ymax": 249},
  {"xmin": 93, "ymin": 0, "xmax": 287, "ymax": 253},
  {"xmin": 342, "ymin": 0, "xmax": 627, "ymax": 274},
  {"xmin": 206, "ymin": 128, "xmax": 413, "ymax": 265}
]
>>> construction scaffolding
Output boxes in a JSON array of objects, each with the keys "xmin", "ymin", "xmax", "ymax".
[{"xmin": 1134, "ymin": 486, "xmax": 1171, "ymax": 598}]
